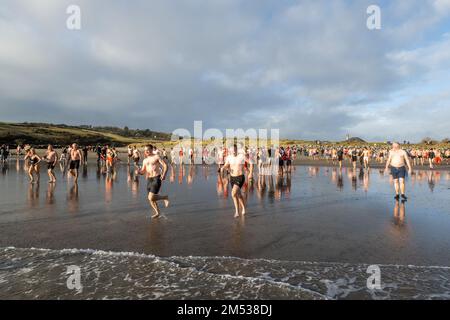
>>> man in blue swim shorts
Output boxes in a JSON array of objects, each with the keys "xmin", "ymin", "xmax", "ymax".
[{"xmin": 385, "ymin": 142, "xmax": 413, "ymax": 201}]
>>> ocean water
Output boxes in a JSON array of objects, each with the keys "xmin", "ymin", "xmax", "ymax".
[
  {"xmin": 0, "ymin": 160, "xmax": 450, "ymax": 299},
  {"xmin": 1, "ymin": 247, "xmax": 449, "ymax": 300}
]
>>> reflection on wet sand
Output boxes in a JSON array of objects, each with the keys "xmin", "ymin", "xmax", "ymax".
[
  {"xmin": 146, "ymin": 218, "xmax": 166, "ymax": 254},
  {"xmin": 231, "ymin": 218, "xmax": 246, "ymax": 255},
  {"xmin": 2, "ymin": 161, "xmax": 449, "ymax": 228},
  {"xmin": 127, "ymin": 166, "xmax": 140, "ymax": 200},
  {"xmin": 27, "ymin": 183, "xmax": 40, "ymax": 208},
  {"xmin": 67, "ymin": 183, "xmax": 79, "ymax": 213},
  {"xmin": 2, "ymin": 161, "xmax": 450, "ymax": 268},
  {"xmin": 46, "ymin": 182, "xmax": 56, "ymax": 205},
  {"xmin": 1, "ymin": 163, "xmax": 8, "ymax": 175},
  {"xmin": 393, "ymin": 200, "xmax": 406, "ymax": 226}
]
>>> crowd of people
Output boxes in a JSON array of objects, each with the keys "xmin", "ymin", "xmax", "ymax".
[{"xmin": 1, "ymin": 141, "xmax": 449, "ymax": 219}]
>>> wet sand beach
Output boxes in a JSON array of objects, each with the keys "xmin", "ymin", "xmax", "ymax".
[{"xmin": 1, "ymin": 161, "xmax": 450, "ymax": 299}]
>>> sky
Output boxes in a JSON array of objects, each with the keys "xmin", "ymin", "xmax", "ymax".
[{"xmin": 0, "ymin": 0, "xmax": 450, "ymax": 142}]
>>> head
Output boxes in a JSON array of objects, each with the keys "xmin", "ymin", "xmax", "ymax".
[
  {"xmin": 72, "ymin": 143, "xmax": 78, "ymax": 150},
  {"xmin": 392, "ymin": 142, "xmax": 400, "ymax": 151},
  {"xmin": 47, "ymin": 144, "xmax": 53, "ymax": 151},
  {"xmin": 145, "ymin": 144, "xmax": 153, "ymax": 156},
  {"xmin": 30, "ymin": 148, "xmax": 36, "ymax": 155}
]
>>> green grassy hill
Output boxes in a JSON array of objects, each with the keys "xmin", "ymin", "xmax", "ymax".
[{"xmin": 0, "ymin": 122, "xmax": 172, "ymax": 147}]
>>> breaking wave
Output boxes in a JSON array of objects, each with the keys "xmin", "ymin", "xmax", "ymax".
[{"xmin": 1, "ymin": 247, "xmax": 449, "ymax": 300}]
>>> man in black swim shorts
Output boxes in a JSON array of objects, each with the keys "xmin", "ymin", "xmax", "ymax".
[
  {"xmin": 230, "ymin": 174, "xmax": 245, "ymax": 189},
  {"xmin": 221, "ymin": 144, "xmax": 252, "ymax": 218},
  {"xmin": 69, "ymin": 143, "xmax": 83, "ymax": 183},
  {"xmin": 139, "ymin": 144, "xmax": 169, "ymax": 219}
]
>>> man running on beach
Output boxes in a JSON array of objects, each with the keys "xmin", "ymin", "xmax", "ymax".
[
  {"xmin": 69, "ymin": 143, "xmax": 83, "ymax": 183},
  {"xmin": 221, "ymin": 144, "xmax": 250, "ymax": 218},
  {"xmin": 385, "ymin": 142, "xmax": 412, "ymax": 201},
  {"xmin": 139, "ymin": 144, "xmax": 169, "ymax": 218}
]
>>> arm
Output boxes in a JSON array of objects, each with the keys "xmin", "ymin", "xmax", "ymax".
[
  {"xmin": 138, "ymin": 159, "xmax": 147, "ymax": 175},
  {"xmin": 221, "ymin": 159, "xmax": 230, "ymax": 175}
]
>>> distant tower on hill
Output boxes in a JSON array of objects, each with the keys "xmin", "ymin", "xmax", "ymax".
[{"xmin": 346, "ymin": 134, "xmax": 350, "ymax": 141}]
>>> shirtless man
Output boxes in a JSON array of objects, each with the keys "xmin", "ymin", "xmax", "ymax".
[
  {"xmin": 139, "ymin": 144, "xmax": 169, "ymax": 218},
  {"xmin": 221, "ymin": 144, "xmax": 252, "ymax": 218},
  {"xmin": 363, "ymin": 147, "xmax": 371, "ymax": 169},
  {"xmin": 45, "ymin": 145, "xmax": 58, "ymax": 183},
  {"xmin": 69, "ymin": 143, "xmax": 83, "ymax": 183},
  {"xmin": 16, "ymin": 144, "xmax": 22, "ymax": 158},
  {"xmin": 385, "ymin": 142, "xmax": 413, "ymax": 201}
]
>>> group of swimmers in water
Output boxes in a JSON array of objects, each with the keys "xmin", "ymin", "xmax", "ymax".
[{"xmin": 2, "ymin": 141, "xmax": 448, "ymax": 218}]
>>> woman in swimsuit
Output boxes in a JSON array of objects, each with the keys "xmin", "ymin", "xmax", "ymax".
[{"xmin": 24, "ymin": 148, "xmax": 41, "ymax": 183}]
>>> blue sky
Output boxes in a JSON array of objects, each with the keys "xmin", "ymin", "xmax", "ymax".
[{"xmin": 0, "ymin": 0, "xmax": 449, "ymax": 142}]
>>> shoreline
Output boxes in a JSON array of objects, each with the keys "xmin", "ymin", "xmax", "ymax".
[{"xmin": 6, "ymin": 149, "xmax": 450, "ymax": 172}]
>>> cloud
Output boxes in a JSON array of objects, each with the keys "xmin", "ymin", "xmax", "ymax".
[{"xmin": 0, "ymin": 0, "xmax": 449, "ymax": 141}]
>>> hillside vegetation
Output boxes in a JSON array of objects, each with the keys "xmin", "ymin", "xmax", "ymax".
[{"xmin": 0, "ymin": 122, "xmax": 172, "ymax": 147}]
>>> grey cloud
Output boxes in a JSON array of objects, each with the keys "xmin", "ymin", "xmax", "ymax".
[{"xmin": 0, "ymin": 0, "xmax": 449, "ymax": 141}]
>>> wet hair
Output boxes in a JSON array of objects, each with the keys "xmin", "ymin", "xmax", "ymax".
[{"xmin": 145, "ymin": 144, "xmax": 154, "ymax": 152}]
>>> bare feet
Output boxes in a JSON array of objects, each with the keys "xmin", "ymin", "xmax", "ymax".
[
  {"xmin": 164, "ymin": 199, "xmax": 170, "ymax": 208},
  {"xmin": 241, "ymin": 208, "xmax": 246, "ymax": 215},
  {"xmin": 151, "ymin": 213, "xmax": 160, "ymax": 219},
  {"xmin": 234, "ymin": 212, "xmax": 240, "ymax": 218}
]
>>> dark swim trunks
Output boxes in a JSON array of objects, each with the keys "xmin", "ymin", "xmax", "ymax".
[
  {"xmin": 147, "ymin": 175, "xmax": 162, "ymax": 194},
  {"xmin": 47, "ymin": 162, "xmax": 56, "ymax": 170},
  {"xmin": 230, "ymin": 175, "xmax": 245, "ymax": 189},
  {"xmin": 69, "ymin": 160, "xmax": 80, "ymax": 170},
  {"xmin": 391, "ymin": 166, "xmax": 406, "ymax": 180}
]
